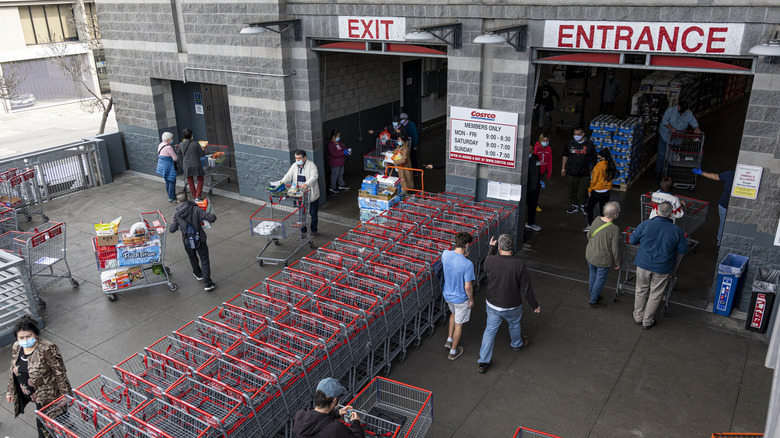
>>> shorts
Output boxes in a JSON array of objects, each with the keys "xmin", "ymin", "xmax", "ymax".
[{"xmin": 447, "ymin": 301, "xmax": 471, "ymax": 324}]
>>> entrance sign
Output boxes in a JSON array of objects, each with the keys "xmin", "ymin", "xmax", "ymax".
[
  {"xmin": 732, "ymin": 164, "xmax": 763, "ymax": 200},
  {"xmin": 449, "ymin": 107, "xmax": 518, "ymax": 168},
  {"xmin": 338, "ymin": 17, "xmax": 406, "ymax": 41},
  {"xmin": 543, "ymin": 21, "xmax": 745, "ymax": 55}
]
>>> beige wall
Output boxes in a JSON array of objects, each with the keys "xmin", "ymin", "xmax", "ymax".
[{"xmin": 0, "ymin": 7, "xmax": 27, "ymax": 50}]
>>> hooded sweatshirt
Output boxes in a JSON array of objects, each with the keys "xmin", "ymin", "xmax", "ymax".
[
  {"xmin": 168, "ymin": 200, "xmax": 217, "ymax": 242},
  {"xmin": 293, "ymin": 408, "xmax": 365, "ymax": 438}
]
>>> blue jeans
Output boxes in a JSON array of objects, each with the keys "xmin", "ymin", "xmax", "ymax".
[
  {"xmin": 655, "ymin": 136, "xmax": 668, "ymax": 173},
  {"xmin": 165, "ymin": 179, "xmax": 176, "ymax": 200},
  {"xmin": 477, "ymin": 304, "xmax": 523, "ymax": 364},
  {"xmin": 588, "ymin": 261, "xmax": 610, "ymax": 304},
  {"xmin": 717, "ymin": 205, "xmax": 727, "ymax": 246}
]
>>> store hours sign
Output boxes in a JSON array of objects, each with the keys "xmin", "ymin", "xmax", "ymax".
[{"xmin": 449, "ymin": 107, "xmax": 518, "ymax": 168}]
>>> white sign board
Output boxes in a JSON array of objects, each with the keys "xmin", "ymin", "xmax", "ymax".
[
  {"xmin": 449, "ymin": 107, "xmax": 518, "ymax": 168},
  {"xmin": 194, "ymin": 104, "xmax": 204, "ymax": 115},
  {"xmin": 338, "ymin": 17, "xmax": 406, "ymax": 41},
  {"xmin": 487, "ymin": 181, "xmax": 522, "ymax": 202},
  {"xmin": 543, "ymin": 21, "xmax": 745, "ymax": 55},
  {"xmin": 731, "ymin": 164, "xmax": 763, "ymax": 200},
  {"xmin": 775, "ymin": 219, "xmax": 780, "ymax": 247}
]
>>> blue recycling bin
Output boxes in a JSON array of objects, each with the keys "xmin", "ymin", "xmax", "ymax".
[{"xmin": 713, "ymin": 254, "xmax": 750, "ymax": 316}]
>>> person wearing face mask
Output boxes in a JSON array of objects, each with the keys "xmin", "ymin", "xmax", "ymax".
[
  {"xmin": 6, "ymin": 315, "xmax": 72, "ymax": 438},
  {"xmin": 281, "ymin": 150, "xmax": 321, "ymax": 237},
  {"xmin": 391, "ymin": 133, "xmax": 414, "ymax": 190},
  {"xmin": 532, "ymin": 133, "xmax": 553, "ymax": 213},
  {"xmin": 584, "ymin": 148, "xmax": 619, "ymax": 231},
  {"xmin": 598, "ymin": 69, "xmax": 622, "ymax": 115},
  {"xmin": 399, "ymin": 112, "xmax": 419, "ymax": 168},
  {"xmin": 561, "ymin": 127, "xmax": 597, "ymax": 215},
  {"xmin": 326, "ymin": 130, "xmax": 352, "ymax": 195},
  {"xmin": 367, "ymin": 115, "xmax": 403, "ymax": 141},
  {"xmin": 525, "ymin": 146, "xmax": 544, "ymax": 232},
  {"xmin": 533, "ymin": 80, "xmax": 560, "ymax": 129},
  {"xmin": 656, "ymin": 100, "xmax": 702, "ymax": 175}
]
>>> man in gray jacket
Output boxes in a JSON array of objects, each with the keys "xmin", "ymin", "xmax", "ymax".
[
  {"xmin": 168, "ymin": 192, "xmax": 217, "ymax": 291},
  {"xmin": 585, "ymin": 201, "xmax": 621, "ymax": 308}
]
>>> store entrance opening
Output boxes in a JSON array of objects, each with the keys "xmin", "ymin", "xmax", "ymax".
[{"xmin": 525, "ymin": 59, "xmax": 752, "ymax": 310}]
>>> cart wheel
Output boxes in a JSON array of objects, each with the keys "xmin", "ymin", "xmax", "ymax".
[
  {"xmin": 412, "ymin": 338, "xmax": 421, "ymax": 350},
  {"xmin": 613, "ymin": 294, "xmax": 618, "ymax": 303},
  {"xmin": 169, "ymin": 283, "xmax": 178, "ymax": 291},
  {"xmin": 283, "ymin": 261, "xmax": 288, "ymax": 267},
  {"xmin": 437, "ymin": 314, "xmax": 447, "ymax": 326},
  {"xmin": 108, "ymin": 294, "xmax": 118, "ymax": 302},
  {"xmin": 383, "ymin": 364, "xmax": 392, "ymax": 377},
  {"xmin": 309, "ymin": 242, "xmax": 316, "ymax": 249},
  {"xmin": 37, "ymin": 299, "xmax": 46, "ymax": 308},
  {"xmin": 208, "ymin": 188, "xmax": 213, "ymax": 196},
  {"xmin": 42, "ymin": 214, "xmax": 49, "ymax": 222},
  {"xmin": 274, "ymin": 240, "xmax": 281, "ymax": 246},
  {"xmin": 70, "ymin": 279, "xmax": 79, "ymax": 288},
  {"xmin": 258, "ymin": 260, "xmax": 264, "ymax": 267},
  {"xmin": 227, "ymin": 177, "xmax": 231, "ymax": 183},
  {"xmin": 26, "ymin": 215, "xmax": 31, "ymax": 222},
  {"xmin": 426, "ymin": 325, "xmax": 435, "ymax": 338},
  {"xmin": 165, "ymin": 267, "xmax": 171, "ymax": 274},
  {"xmin": 398, "ymin": 350, "xmax": 406, "ymax": 363},
  {"xmin": 662, "ymin": 305, "xmax": 669, "ymax": 316}
]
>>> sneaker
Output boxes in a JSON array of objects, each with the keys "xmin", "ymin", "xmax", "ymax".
[
  {"xmin": 444, "ymin": 340, "xmax": 452, "ymax": 350},
  {"xmin": 328, "ymin": 188, "xmax": 340, "ymax": 194},
  {"xmin": 168, "ymin": 198, "xmax": 176, "ymax": 203},
  {"xmin": 195, "ymin": 197, "xmax": 203, "ymax": 202},
  {"xmin": 580, "ymin": 204, "xmax": 587, "ymax": 215},
  {"xmin": 583, "ymin": 227, "xmax": 589, "ymax": 233},
  {"xmin": 311, "ymin": 232, "xmax": 319, "ymax": 238},
  {"xmin": 588, "ymin": 301, "xmax": 606, "ymax": 309},
  {"xmin": 512, "ymin": 336, "xmax": 530, "ymax": 351},
  {"xmin": 525, "ymin": 223, "xmax": 541, "ymax": 232},
  {"xmin": 204, "ymin": 282, "xmax": 216, "ymax": 291},
  {"xmin": 448, "ymin": 346, "xmax": 464, "ymax": 360},
  {"xmin": 338, "ymin": 186, "xmax": 350, "ymax": 190},
  {"xmin": 566, "ymin": 205, "xmax": 579, "ymax": 214},
  {"xmin": 193, "ymin": 273, "xmax": 203, "ymax": 281},
  {"xmin": 477, "ymin": 362, "xmax": 490, "ymax": 374},
  {"xmin": 536, "ymin": 206, "xmax": 542, "ymax": 213},
  {"xmin": 642, "ymin": 320, "xmax": 657, "ymax": 330},
  {"xmin": 634, "ymin": 319, "xmax": 643, "ymax": 326}
]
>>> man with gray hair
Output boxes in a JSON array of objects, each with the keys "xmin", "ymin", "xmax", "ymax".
[
  {"xmin": 629, "ymin": 201, "xmax": 688, "ymax": 329},
  {"xmin": 476, "ymin": 234, "xmax": 540, "ymax": 374},
  {"xmin": 585, "ymin": 201, "xmax": 621, "ymax": 308}
]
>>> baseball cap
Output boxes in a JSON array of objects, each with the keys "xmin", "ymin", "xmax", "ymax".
[
  {"xmin": 392, "ymin": 115, "xmax": 401, "ymax": 123},
  {"xmin": 400, "ymin": 112, "xmax": 408, "ymax": 120},
  {"xmin": 317, "ymin": 378, "xmax": 347, "ymax": 398}
]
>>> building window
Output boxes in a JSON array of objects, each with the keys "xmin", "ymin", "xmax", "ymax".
[{"xmin": 18, "ymin": 4, "xmax": 78, "ymax": 45}]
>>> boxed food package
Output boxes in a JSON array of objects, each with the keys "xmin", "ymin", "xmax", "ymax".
[
  {"xmin": 360, "ymin": 208, "xmax": 384, "ymax": 223},
  {"xmin": 359, "ymin": 186, "xmax": 398, "ymax": 201},
  {"xmin": 0, "ymin": 196, "xmax": 23, "ymax": 208},
  {"xmin": 358, "ymin": 194, "xmax": 401, "ymax": 211},
  {"xmin": 100, "ymin": 269, "xmax": 131, "ymax": 292},
  {"xmin": 361, "ymin": 176, "xmax": 378, "ymax": 195},
  {"xmin": 96, "ymin": 234, "xmax": 118, "ymax": 247}
]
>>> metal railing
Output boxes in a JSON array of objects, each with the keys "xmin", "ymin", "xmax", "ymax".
[{"xmin": 0, "ymin": 140, "xmax": 104, "ymax": 201}]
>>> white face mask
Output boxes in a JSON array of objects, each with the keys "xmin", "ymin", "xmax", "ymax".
[
  {"xmin": 335, "ymin": 137, "xmax": 340, "ymax": 142},
  {"xmin": 296, "ymin": 160, "xmax": 304, "ymax": 166},
  {"xmin": 541, "ymin": 141, "xmax": 549, "ymax": 147},
  {"xmin": 574, "ymin": 135, "xmax": 584, "ymax": 142}
]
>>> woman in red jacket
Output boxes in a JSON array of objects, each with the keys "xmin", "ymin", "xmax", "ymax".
[
  {"xmin": 326, "ymin": 130, "xmax": 352, "ymax": 195},
  {"xmin": 532, "ymin": 133, "xmax": 553, "ymax": 213}
]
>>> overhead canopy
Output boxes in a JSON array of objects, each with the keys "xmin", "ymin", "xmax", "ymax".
[
  {"xmin": 311, "ymin": 40, "xmax": 448, "ymax": 58},
  {"xmin": 534, "ymin": 50, "xmax": 754, "ymax": 74}
]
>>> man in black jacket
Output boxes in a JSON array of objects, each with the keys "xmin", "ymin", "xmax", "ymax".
[
  {"xmin": 293, "ymin": 377, "xmax": 364, "ymax": 438},
  {"xmin": 525, "ymin": 149, "xmax": 544, "ymax": 232},
  {"xmin": 534, "ymin": 80, "xmax": 560, "ymax": 129},
  {"xmin": 168, "ymin": 192, "xmax": 217, "ymax": 291},
  {"xmin": 561, "ymin": 126, "xmax": 597, "ymax": 215},
  {"xmin": 476, "ymin": 234, "xmax": 541, "ymax": 374}
]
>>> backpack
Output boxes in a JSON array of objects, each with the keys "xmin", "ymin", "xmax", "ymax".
[{"xmin": 184, "ymin": 222, "xmax": 200, "ymax": 249}]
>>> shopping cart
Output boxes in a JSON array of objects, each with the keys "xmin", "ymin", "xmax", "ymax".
[
  {"xmin": 613, "ymin": 226, "xmax": 691, "ymax": 316},
  {"xmin": 114, "ymin": 353, "xmax": 187, "ymax": 398},
  {"xmin": 480, "ymin": 199, "xmax": 519, "ymax": 233},
  {"xmin": 354, "ymin": 222, "xmax": 407, "ymax": 243},
  {"xmin": 365, "ymin": 214, "xmax": 420, "ymax": 234},
  {"xmin": 200, "ymin": 304, "xmax": 269, "ymax": 337},
  {"xmin": 393, "ymin": 243, "xmax": 448, "ymax": 329},
  {"xmin": 0, "ymin": 207, "xmax": 17, "ymax": 232},
  {"xmin": 383, "ymin": 207, "xmax": 434, "ymax": 226},
  {"xmin": 251, "ymin": 323, "xmax": 334, "ymax": 385},
  {"xmin": 74, "ymin": 374, "xmax": 149, "ymax": 416},
  {"xmin": 201, "ymin": 144, "xmax": 230, "ymax": 196},
  {"xmin": 248, "ymin": 279, "xmax": 312, "ymax": 307},
  {"xmin": 92, "ymin": 211, "xmax": 175, "ymax": 302},
  {"xmin": 36, "ymin": 395, "xmax": 117, "ymax": 438},
  {"xmin": 639, "ymin": 192, "xmax": 709, "ymax": 251},
  {"xmin": 364, "ymin": 138, "xmax": 396, "ymax": 172},
  {"xmin": 406, "ymin": 193, "xmax": 452, "ymax": 211},
  {"xmin": 323, "ymin": 239, "xmax": 379, "ymax": 261},
  {"xmin": 268, "ymin": 267, "xmax": 330, "ymax": 295},
  {"xmin": 514, "ymin": 426, "xmax": 564, "ymax": 437},
  {"xmin": 393, "ymin": 201, "xmax": 443, "ymax": 218},
  {"xmin": 305, "ymin": 247, "xmax": 366, "ymax": 271},
  {"xmin": 251, "ymin": 188, "xmax": 315, "ymax": 267},
  {"xmin": 290, "ymin": 256, "xmax": 348, "ymax": 283},
  {"xmin": 128, "ymin": 397, "xmax": 219, "ymax": 438},
  {"xmin": 347, "ymin": 377, "xmax": 433, "ymax": 438},
  {"xmin": 0, "ymin": 168, "xmax": 47, "ymax": 223},
  {"xmin": 403, "ymin": 234, "xmax": 454, "ymax": 253},
  {"xmin": 174, "ymin": 319, "xmax": 244, "ymax": 354},
  {"xmin": 145, "ymin": 336, "xmax": 215, "ymax": 374},
  {"xmin": 338, "ymin": 230, "xmax": 393, "ymax": 252},
  {"xmin": 375, "ymin": 250, "xmax": 438, "ymax": 339},
  {"xmin": 437, "ymin": 191, "xmax": 475, "ymax": 203},
  {"xmin": 1, "ymin": 221, "xmax": 79, "ymax": 308},
  {"xmin": 663, "ymin": 131, "xmax": 704, "ymax": 190},
  {"xmin": 225, "ymin": 290, "xmax": 293, "ymax": 323}
]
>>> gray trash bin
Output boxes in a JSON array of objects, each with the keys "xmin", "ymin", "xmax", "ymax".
[{"xmin": 746, "ymin": 268, "xmax": 780, "ymax": 333}]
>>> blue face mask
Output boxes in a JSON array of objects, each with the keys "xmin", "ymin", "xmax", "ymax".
[
  {"xmin": 392, "ymin": 122, "xmax": 399, "ymax": 128},
  {"xmin": 541, "ymin": 141, "xmax": 549, "ymax": 147},
  {"xmin": 335, "ymin": 137, "xmax": 340, "ymax": 142},
  {"xmin": 296, "ymin": 160, "xmax": 304, "ymax": 166},
  {"xmin": 18, "ymin": 337, "xmax": 35, "ymax": 349},
  {"xmin": 574, "ymin": 135, "xmax": 584, "ymax": 142},
  {"xmin": 397, "ymin": 139, "xmax": 403, "ymax": 146}
]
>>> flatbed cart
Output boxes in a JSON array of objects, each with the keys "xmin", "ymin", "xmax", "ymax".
[
  {"xmin": 663, "ymin": 130, "xmax": 704, "ymax": 191},
  {"xmin": 0, "ymin": 168, "xmax": 47, "ymax": 224},
  {"xmin": 613, "ymin": 226, "xmax": 693, "ymax": 316},
  {"xmin": 251, "ymin": 187, "xmax": 315, "ymax": 267},
  {"xmin": 1, "ymin": 221, "xmax": 79, "ymax": 308},
  {"xmin": 346, "ymin": 377, "xmax": 433, "ymax": 438},
  {"xmin": 201, "ymin": 144, "xmax": 230, "ymax": 195},
  {"xmin": 92, "ymin": 211, "xmax": 175, "ymax": 302}
]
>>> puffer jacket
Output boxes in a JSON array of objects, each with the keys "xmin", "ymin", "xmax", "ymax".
[{"xmin": 7, "ymin": 337, "xmax": 72, "ymax": 417}]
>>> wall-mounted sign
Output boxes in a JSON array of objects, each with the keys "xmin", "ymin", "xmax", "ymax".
[
  {"xmin": 338, "ymin": 16, "xmax": 406, "ymax": 41},
  {"xmin": 449, "ymin": 107, "xmax": 518, "ymax": 168},
  {"xmin": 774, "ymin": 219, "xmax": 780, "ymax": 247},
  {"xmin": 543, "ymin": 21, "xmax": 745, "ymax": 55},
  {"xmin": 195, "ymin": 104, "xmax": 204, "ymax": 115},
  {"xmin": 194, "ymin": 92, "xmax": 202, "ymax": 105},
  {"xmin": 732, "ymin": 164, "xmax": 763, "ymax": 200}
]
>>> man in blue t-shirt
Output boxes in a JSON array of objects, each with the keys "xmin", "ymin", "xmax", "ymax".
[
  {"xmin": 693, "ymin": 168, "xmax": 735, "ymax": 247},
  {"xmin": 441, "ymin": 232, "xmax": 475, "ymax": 361}
]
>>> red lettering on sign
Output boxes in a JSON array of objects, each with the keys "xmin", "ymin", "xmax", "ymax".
[
  {"xmin": 751, "ymin": 293, "xmax": 766, "ymax": 328},
  {"xmin": 576, "ymin": 25, "xmax": 594, "ymax": 48},
  {"xmin": 348, "ymin": 19, "xmax": 360, "ymax": 38},
  {"xmin": 596, "ymin": 25, "xmax": 613, "ymax": 49},
  {"xmin": 380, "ymin": 20, "xmax": 393, "ymax": 39},
  {"xmin": 558, "ymin": 25, "xmax": 574, "ymax": 48},
  {"xmin": 657, "ymin": 26, "xmax": 679, "ymax": 51},
  {"xmin": 615, "ymin": 26, "xmax": 633, "ymax": 50},
  {"xmin": 707, "ymin": 27, "xmax": 727, "ymax": 53},
  {"xmin": 633, "ymin": 26, "xmax": 654, "ymax": 51},
  {"xmin": 681, "ymin": 26, "xmax": 704, "ymax": 52},
  {"xmin": 361, "ymin": 19, "xmax": 374, "ymax": 39}
]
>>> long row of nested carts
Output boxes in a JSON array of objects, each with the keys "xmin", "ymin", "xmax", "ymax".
[{"xmin": 38, "ymin": 188, "xmax": 525, "ymax": 437}]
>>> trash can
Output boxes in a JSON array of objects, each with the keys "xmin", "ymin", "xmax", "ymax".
[
  {"xmin": 746, "ymin": 267, "xmax": 780, "ymax": 333},
  {"xmin": 713, "ymin": 254, "xmax": 749, "ymax": 316}
]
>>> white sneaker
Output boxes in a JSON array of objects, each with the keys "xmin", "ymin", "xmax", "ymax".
[{"xmin": 525, "ymin": 223, "xmax": 541, "ymax": 231}]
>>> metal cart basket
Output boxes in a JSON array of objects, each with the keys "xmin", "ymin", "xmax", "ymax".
[
  {"xmin": 252, "ymin": 188, "xmax": 315, "ymax": 267},
  {"xmin": 663, "ymin": 131, "xmax": 704, "ymax": 190},
  {"xmin": 202, "ymin": 144, "xmax": 230, "ymax": 196},
  {"xmin": 347, "ymin": 377, "xmax": 433, "ymax": 438}
]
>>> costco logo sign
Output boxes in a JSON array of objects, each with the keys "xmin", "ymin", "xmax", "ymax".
[
  {"xmin": 543, "ymin": 21, "xmax": 745, "ymax": 55},
  {"xmin": 471, "ymin": 111, "xmax": 496, "ymax": 121}
]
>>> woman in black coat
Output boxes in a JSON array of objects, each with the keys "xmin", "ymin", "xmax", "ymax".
[{"xmin": 178, "ymin": 128, "xmax": 205, "ymax": 200}]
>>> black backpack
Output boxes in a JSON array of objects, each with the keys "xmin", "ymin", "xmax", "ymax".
[{"xmin": 184, "ymin": 222, "xmax": 200, "ymax": 249}]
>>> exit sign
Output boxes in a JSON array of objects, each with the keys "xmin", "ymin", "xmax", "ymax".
[{"xmin": 338, "ymin": 16, "xmax": 406, "ymax": 41}]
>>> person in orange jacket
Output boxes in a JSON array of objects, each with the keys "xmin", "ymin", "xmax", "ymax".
[
  {"xmin": 584, "ymin": 148, "xmax": 618, "ymax": 231},
  {"xmin": 532, "ymin": 133, "xmax": 553, "ymax": 213}
]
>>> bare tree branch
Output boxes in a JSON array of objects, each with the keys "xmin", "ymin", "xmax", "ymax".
[{"xmin": 0, "ymin": 62, "xmax": 27, "ymax": 113}]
